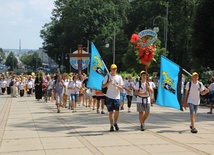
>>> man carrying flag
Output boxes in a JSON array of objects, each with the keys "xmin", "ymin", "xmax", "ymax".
[{"xmin": 102, "ymin": 64, "xmax": 123, "ymax": 132}]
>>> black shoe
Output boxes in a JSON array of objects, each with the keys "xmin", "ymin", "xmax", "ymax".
[
  {"xmin": 101, "ymin": 111, "xmax": 105, "ymax": 114},
  {"xmin": 110, "ymin": 126, "xmax": 114, "ymax": 132},
  {"xmin": 189, "ymin": 125, "xmax": 193, "ymax": 129},
  {"xmin": 140, "ymin": 124, "xmax": 145, "ymax": 131},
  {"xmin": 114, "ymin": 123, "xmax": 119, "ymax": 131},
  {"xmin": 191, "ymin": 128, "xmax": 198, "ymax": 133},
  {"xmin": 207, "ymin": 112, "xmax": 212, "ymax": 114},
  {"xmin": 57, "ymin": 109, "xmax": 60, "ymax": 113}
]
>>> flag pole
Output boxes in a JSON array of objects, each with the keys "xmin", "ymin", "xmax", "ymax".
[
  {"xmin": 102, "ymin": 60, "xmax": 109, "ymax": 74},
  {"xmin": 182, "ymin": 68, "xmax": 191, "ymax": 76}
]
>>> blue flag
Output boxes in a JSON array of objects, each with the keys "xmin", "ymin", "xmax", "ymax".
[
  {"xmin": 87, "ymin": 42, "xmax": 107, "ymax": 90},
  {"xmin": 156, "ymin": 56, "xmax": 183, "ymax": 111}
]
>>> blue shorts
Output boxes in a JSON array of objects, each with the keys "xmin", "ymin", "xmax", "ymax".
[
  {"xmin": 106, "ymin": 97, "xmax": 120, "ymax": 112},
  {"xmin": 188, "ymin": 103, "xmax": 198, "ymax": 114},
  {"xmin": 208, "ymin": 98, "xmax": 214, "ymax": 104},
  {"xmin": 70, "ymin": 94, "xmax": 79, "ymax": 102},
  {"xmin": 120, "ymin": 93, "xmax": 126, "ymax": 102}
]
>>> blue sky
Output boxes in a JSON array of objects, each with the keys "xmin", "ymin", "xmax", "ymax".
[{"xmin": 0, "ymin": 0, "xmax": 54, "ymax": 49}]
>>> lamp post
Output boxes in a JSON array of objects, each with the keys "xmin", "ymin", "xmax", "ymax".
[
  {"xmin": 152, "ymin": 1, "xmax": 169, "ymax": 53},
  {"xmin": 113, "ymin": 27, "xmax": 116, "ymax": 64},
  {"xmin": 64, "ymin": 52, "xmax": 70, "ymax": 72},
  {"xmin": 10, "ymin": 53, "xmax": 14, "ymax": 71},
  {"xmin": 105, "ymin": 27, "xmax": 116, "ymax": 64},
  {"xmin": 165, "ymin": 0, "xmax": 169, "ymax": 53}
]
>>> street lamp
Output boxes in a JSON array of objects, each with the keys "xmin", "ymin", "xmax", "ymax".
[
  {"xmin": 152, "ymin": 1, "xmax": 169, "ymax": 53},
  {"xmin": 10, "ymin": 53, "xmax": 14, "ymax": 71},
  {"xmin": 105, "ymin": 27, "xmax": 116, "ymax": 64}
]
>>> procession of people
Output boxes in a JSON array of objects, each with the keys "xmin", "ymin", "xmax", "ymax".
[{"xmin": 0, "ymin": 64, "xmax": 213, "ymax": 134}]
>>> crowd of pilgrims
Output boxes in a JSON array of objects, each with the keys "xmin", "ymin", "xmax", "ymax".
[{"xmin": 0, "ymin": 72, "xmax": 158, "ymax": 113}]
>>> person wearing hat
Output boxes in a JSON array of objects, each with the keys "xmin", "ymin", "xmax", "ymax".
[
  {"xmin": 135, "ymin": 70, "xmax": 153, "ymax": 131},
  {"xmin": 148, "ymin": 76, "xmax": 156, "ymax": 106},
  {"xmin": 102, "ymin": 64, "xmax": 124, "ymax": 131},
  {"xmin": 183, "ymin": 72, "xmax": 210, "ymax": 133}
]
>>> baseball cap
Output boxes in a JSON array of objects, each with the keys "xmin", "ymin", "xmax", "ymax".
[
  {"xmin": 192, "ymin": 72, "xmax": 199, "ymax": 76},
  {"xmin": 140, "ymin": 70, "xmax": 147, "ymax": 75},
  {"xmin": 111, "ymin": 64, "xmax": 117, "ymax": 69}
]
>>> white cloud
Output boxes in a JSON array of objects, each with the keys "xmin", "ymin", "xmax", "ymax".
[{"xmin": 0, "ymin": 0, "xmax": 54, "ymax": 49}]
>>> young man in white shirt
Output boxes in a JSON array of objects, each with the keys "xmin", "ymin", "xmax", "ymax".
[
  {"xmin": 183, "ymin": 72, "xmax": 209, "ymax": 133},
  {"xmin": 102, "ymin": 64, "xmax": 123, "ymax": 131}
]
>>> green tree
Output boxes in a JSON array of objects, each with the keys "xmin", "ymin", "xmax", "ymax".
[
  {"xmin": 192, "ymin": 0, "xmax": 214, "ymax": 69},
  {"xmin": 5, "ymin": 52, "xmax": 18, "ymax": 71},
  {"xmin": 20, "ymin": 53, "xmax": 42, "ymax": 70},
  {"xmin": 0, "ymin": 48, "xmax": 5, "ymax": 63},
  {"xmin": 40, "ymin": 0, "xmax": 130, "ymax": 72}
]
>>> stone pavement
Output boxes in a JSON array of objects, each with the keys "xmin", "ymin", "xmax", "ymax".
[{"xmin": 0, "ymin": 95, "xmax": 214, "ymax": 155}]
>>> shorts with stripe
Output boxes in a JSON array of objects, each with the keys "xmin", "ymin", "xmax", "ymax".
[{"xmin": 137, "ymin": 103, "xmax": 150, "ymax": 112}]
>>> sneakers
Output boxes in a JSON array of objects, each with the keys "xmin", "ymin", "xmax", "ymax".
[
  {"xmin": 191, "ymin": 128, "xmax": 198, "ymax": 133},
  {"xmin": 207, "ymin": 111, "xmax": 212, "ymax": 114},
  {"xmin": 57, "ymin": 109, "xmax": 60, "ymax": 113},
  {"xmin": 101, "ymin": 111, "xmax": 105, "ymax": 114},
  {"xmin": 109, "ymin": 124, "xmax": 119, "ymax": 132},
  {"xmin": 97, "ymin": 110, "xmax": 100, "ymax": 114},
  {"xmin": 120, "ymin": 107, "xmax": 124, "ymax": 110},
  {"xmin": 114, "ymin": 123, "xmax": 119, "ymax": 131},
  {"xmin": 110, "ymin": 126, "xmax": 114, "ymax": 132},
  {"xmin": 140, "ymin": 124, "xmax": 145, "ymax": 131}
]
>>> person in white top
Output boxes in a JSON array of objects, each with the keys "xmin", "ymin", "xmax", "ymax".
[
  {"xmin": 208, "ymin": 76, "xmax": 214, "ymax": 114},
  {"xmin": 124, "ymin": 75, "xmax": 135, "ymax": 112},
  {"xmin": 183, "ymin": 72, "xmax": 209, "ymax": 133},
  {"xmin": 67, "ymin": 75, "xmax": 81, "ymax": 113},
  {"xmin": 18, "ymin": 77, "xmax": 26, "ymax": 97},
  {"xmin": 26, "ymin": 76, "xmax": 34, "ymax": 97},
  {"xmin": 120, "ymin": 76, "xmax": 126, "ymax": 110},
  {"xmin": 102, "ymin": 64, "xmax": 123, "ymax": 132},
  {"xmin": 148, "ymin": 76, "xmax": 156, "ymax": 106},
  {"xmin": 1, "ymin": 76, "xmax": 7, "ymax": 95},
  {"xmin": 135, "ymin": 70, "xmax": 153, "ymax": 131}
]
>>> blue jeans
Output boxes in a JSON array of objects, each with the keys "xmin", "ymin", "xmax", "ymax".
[{"xmin": 69, "ymin": 94, "xmax": 79, "ymax": 109}]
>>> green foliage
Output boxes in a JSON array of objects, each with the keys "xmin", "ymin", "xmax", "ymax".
[
  {"xmin": 192, "ymin": 0, "xmax": 214, "ymax": 69},
  {"xmin": 40, "ymin": 0, "xmax": 213, "ymax": 75},
  {"xmin": 5, "ymin": 52, "xmax": 18, "ymax": 70},
  {"xmin": 20, "ymin": 53, "xmax": 42, "ymax": 69},
  {"xmin": 0, "ymin": 48, "xmax": 5, "ymax": 63}
]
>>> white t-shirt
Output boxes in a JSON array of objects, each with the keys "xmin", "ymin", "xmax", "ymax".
[
  {"xmin": 124, "ymin": 81, "xmax": 135, "ymax": 96},
  {"xmin": 208, "ymin": 82, "xmax": 214, "ymax": 91},
  {"xmin": 27, "ymin": 80, "xmax": 34, "ymax": 89},
  {"xmin": 103, "ymin": 74, "xmax": 123, "ymax": 99},
  {"xmin": 67, "ymin": 81, "xmax": 81, "ymax": 95},
  {"xmin": 135, "ymin": 81, "xmax": 151, "ymax": 104},
  {"xmin": 185, "ymin": 81, "xmax": 206, "ymax": 105}
]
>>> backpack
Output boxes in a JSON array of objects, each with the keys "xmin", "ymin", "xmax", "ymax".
[{"xmin": 102, "ymin": 74, "xmax": 109, "ymax": 94}]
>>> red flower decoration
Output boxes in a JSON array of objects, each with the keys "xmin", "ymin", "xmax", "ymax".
[{"xmin": 130, "ymin": 33, "xmax": 155, "ymax": 66}]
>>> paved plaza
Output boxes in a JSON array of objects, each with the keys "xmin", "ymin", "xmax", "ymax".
[{"xmin": 0, "ymin": 95, "xmax": 213, "ymax": 155}]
